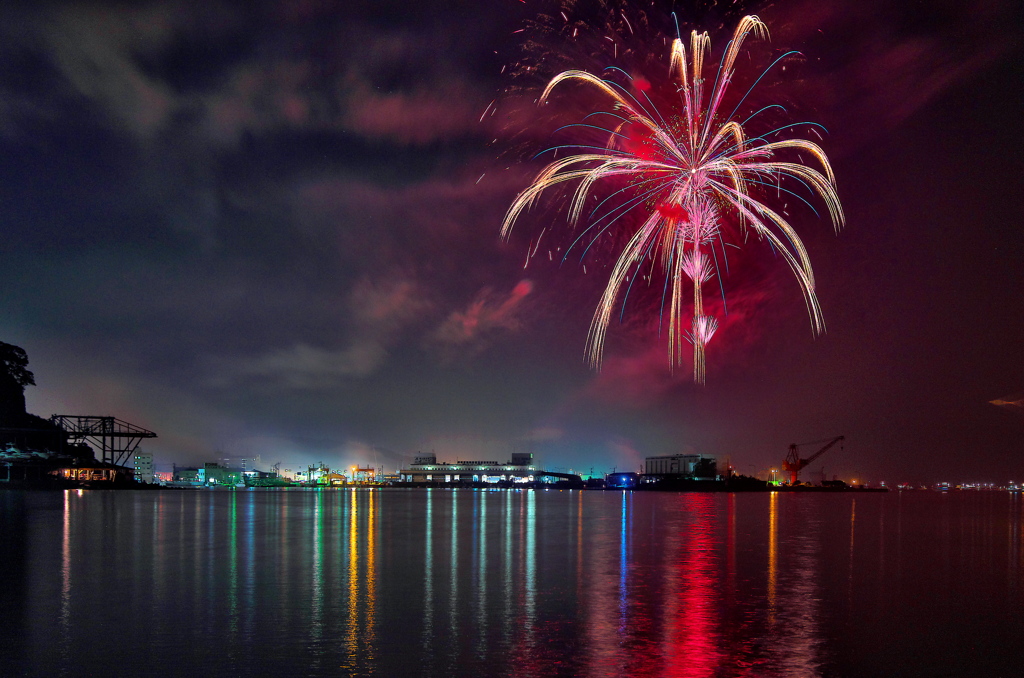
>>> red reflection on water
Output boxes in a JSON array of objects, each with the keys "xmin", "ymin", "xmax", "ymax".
[
  {"xmin": 580, "ymin": 493, "xmax": 726, "ymax": 677},
  {"xmin": 661, "ymin": 493, "xmax": 721, "ymax": 678}
]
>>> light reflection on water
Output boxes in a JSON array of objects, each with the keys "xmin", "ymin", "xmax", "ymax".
[
  {"xmin": 769, "ymin": 493, "xmax": 823, "ymax": 676},
  {"xmin": 450, "ymin": 489, "xmax": 459, "ymax": 660},
  {"xmin": 58, "ymin": 490, "xmax": 71, "ymax": 670},
  {"xmin": 767, "ymin": 490, "xmax": 778, "ymax": 623},
  {"xmin": 12, "ymin": 489, "xmax": 1024, "ymax": 677}
]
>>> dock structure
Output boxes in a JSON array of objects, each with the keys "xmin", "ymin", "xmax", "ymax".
[{"xmin": 50, "ymin": 415, "xmax": 156, "ymax": 466}]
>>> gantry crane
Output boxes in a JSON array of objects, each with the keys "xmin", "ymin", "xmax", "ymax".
[
  {"xmin": 50, "ymin": 415, "xmax": 156, "ymax": 466},
  {"xmin": 782, "ymin": 435, "xmax": 844, "ymax": 485}
]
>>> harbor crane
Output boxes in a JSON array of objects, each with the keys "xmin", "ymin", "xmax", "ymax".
[
  {"xmin": 782, "ymin": 435, "xmax": 844, "ymax": 484},
  {"xmin": 50, "ymin": 415, "xmax": 156, "ymax": 466}
]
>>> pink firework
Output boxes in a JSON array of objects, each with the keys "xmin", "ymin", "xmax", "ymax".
[{"xmin": 502, "ymin": 15, "xmax": 844, "ymax": 383}]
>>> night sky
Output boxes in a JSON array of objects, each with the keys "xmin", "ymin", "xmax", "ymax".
[{"xmin": 1, "ymin": 0, "xmax": 1021, "ymax": 484}]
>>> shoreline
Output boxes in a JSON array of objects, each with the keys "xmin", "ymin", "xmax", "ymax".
[{"xmin": 0, "ymin": 480, "xmax": 891, "ymax": 493}]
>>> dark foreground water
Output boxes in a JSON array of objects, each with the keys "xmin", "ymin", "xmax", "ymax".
[{"xmin": 2, "ymin": 489, "xmax": 1023, "ymax": 677}]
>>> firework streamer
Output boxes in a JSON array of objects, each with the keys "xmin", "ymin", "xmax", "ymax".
[{"xmin": 503, "ymin": 15, "xmax": 844, "ymax": 383}]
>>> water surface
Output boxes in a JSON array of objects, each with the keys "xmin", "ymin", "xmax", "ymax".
[{"xmin": 1, "ymin": 488, "xmax": 1022, "ymax": 677}]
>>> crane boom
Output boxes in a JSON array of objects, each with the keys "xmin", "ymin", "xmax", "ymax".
[
  {"xmin": 803, "ymin": 436, "xmax": 844, "ymax": 466},
  {"xmin": 782, "ymin": 435, "xmax": 844, "ymax": 484}
]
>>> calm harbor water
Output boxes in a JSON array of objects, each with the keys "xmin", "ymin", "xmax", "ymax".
[{"xmin": 2, "ymin": 488, "xmax": 1023, "ymax": 677}]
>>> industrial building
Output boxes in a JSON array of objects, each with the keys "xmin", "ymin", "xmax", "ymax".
[
  {"xmin": 645, "ymin": 453, "xmax": 718, "ymax": 480},
  {"xmin": 399, "ymin": 452, "xmax": 536, "ymax": 484},
  {"xmin": 199, "ymin": 462, "xmax": 244, "ymax": 485},
  {"xmin": 132, "ymin": 450, "xmax": 154, "ymax": 483}
]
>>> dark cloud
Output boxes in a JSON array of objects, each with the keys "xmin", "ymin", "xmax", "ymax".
[{"xmin": 218, "ymin": 277, "xmax": 431, "ymax": 390}]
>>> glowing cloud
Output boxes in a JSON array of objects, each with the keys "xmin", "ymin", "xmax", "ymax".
[{"xmin": 432, "ymin": 280, "xmax": 534, "ymax": 350}]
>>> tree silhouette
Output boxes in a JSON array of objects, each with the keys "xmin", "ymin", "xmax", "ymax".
[
  {"xmin": 1, "ymin": 341, "xmax": 35, "ymax": 425},
  {"xmin": 1, "ymin": 341, "xmax": 35, "ymax": 388}
]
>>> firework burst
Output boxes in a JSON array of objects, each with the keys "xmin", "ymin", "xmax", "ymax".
[{"xmin": 502, "ymin": 15, "xmax": 844, "ymax": 383}]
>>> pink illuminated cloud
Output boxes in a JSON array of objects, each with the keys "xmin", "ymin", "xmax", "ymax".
[
  {"xmin": 425, "ymin": 279, "xmax": 538, "ymax": 367},
  {"xmin": 431, "ymin": 280, "xmax": 534, "ymax": 350},
  {"xmin": 344, "ymin": 83, "xmax": 490, "ymax": 145}
]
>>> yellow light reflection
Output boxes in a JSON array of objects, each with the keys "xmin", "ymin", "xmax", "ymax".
[
  {"xmin": 60, "ymin": 489, "xmax": 71, "ymax": 660},
  {"xmin": 367, "ymin": 489, "xmax": 377, "ymax": 652},
  {"xmin": 771, "ymin": 496, "xmax": 825, "ymax": 675},
  {"xmin": 346, "ymin": 489, "xmax": 359, "ymax": 659}
]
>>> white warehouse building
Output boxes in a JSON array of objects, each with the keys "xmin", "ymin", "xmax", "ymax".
[{"xmin": 399, "ymin": 452, "xmax": 536, "ymax": 484}]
